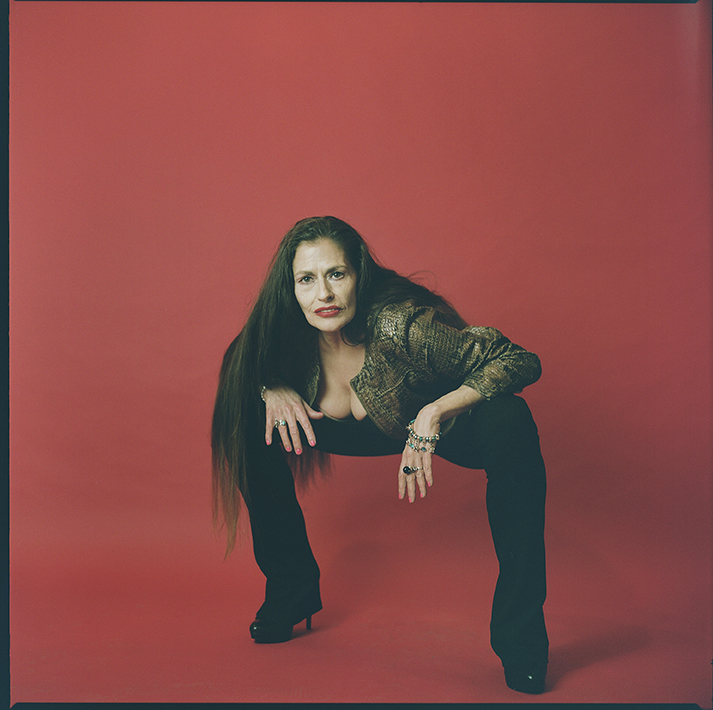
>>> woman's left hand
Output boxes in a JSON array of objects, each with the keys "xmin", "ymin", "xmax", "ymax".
[{"xmin": 398, "ymin": 406, "xmax": 441, "ymax": 503}]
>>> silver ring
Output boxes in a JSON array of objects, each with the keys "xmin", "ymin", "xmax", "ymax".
[
  {"xmin": 402, "ymin": 466, "xmax": 421, "ymax": 475},
  {"xmin": 275, "ymin": 419, "xmax": 287, "ymax": 428}
]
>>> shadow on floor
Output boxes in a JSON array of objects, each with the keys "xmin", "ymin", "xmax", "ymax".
[{"xmin": 548, "ymin": 621, "xmax": 650, "ymax": 688}]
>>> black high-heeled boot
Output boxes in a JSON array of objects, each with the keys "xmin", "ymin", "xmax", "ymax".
[
  {"xmin": 504, "ymin": 662, "xmax": 547, "ymax": 694},
  {"xmin": 249, "ymin": 614, "xmax": 313, "ymax": 644}
]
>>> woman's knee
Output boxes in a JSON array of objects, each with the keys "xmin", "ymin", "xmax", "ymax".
[{"xmin": 475, "ymin": 395, "xmax": 538, "ymax": 440}]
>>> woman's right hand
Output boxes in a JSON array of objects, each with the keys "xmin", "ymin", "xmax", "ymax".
[{"xmin": 263, "ymin": 385, "xmax": 324, "ymax": 454}]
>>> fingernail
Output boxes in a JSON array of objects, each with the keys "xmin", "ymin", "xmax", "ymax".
[
  {"xmin": 296, "ymin": 448, "xmax": 302, "ymax": 455},
  {"xmin": 309, "ymin": 440, "xmax": 315, "ymax": 446},
  {"xmin": 285, "ymin": 445, "xmax": 291, "ymax": 452}
]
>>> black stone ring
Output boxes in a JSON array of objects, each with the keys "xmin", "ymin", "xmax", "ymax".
[{"xmin": 403, "ymin": 466, "xmax": 421, "ymax": 475}]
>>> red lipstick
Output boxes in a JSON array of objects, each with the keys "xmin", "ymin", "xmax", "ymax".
[{"xmin": 314, "ymin": 306, "xmax": 342, "ymax": 318}]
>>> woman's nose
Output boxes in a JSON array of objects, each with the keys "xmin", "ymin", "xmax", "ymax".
[{"xmin": 317, "ymin": 278, "xmax": 333, "ymax": 300}]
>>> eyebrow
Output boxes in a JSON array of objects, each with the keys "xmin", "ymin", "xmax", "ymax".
[{"xmin": 293, "ymin": 264, "xmax": 349, "ymax": 277}]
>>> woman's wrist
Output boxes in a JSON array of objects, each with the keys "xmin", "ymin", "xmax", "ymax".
[
  {"xmin": 407, "ymin": 418, "xmax": 440, "ymax": 454},
  {"xmin": 261, "ymin": 381, "xmax": 287, "ymax": 402},
  {"xmin": 417, "ymin": 403, "xmax": 443, "ymax": 430}
]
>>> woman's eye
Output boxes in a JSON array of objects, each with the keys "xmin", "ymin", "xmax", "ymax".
[
  {"xmin": 298, "ymin": 275, "xmax": 313, "ymax": 284},
  {"xmin": 330, "ymin": 271, "xmax": 344, "ymax": 280}
]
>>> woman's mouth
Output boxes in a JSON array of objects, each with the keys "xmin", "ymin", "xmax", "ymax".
[{"xmin": 314, "ymin": 306, "xmax": 342, "ymax": 318}]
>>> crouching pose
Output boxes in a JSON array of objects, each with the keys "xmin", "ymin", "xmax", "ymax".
[{"xmin": 211, "ymin": 216, "xmax": 549, "ymax": 694}]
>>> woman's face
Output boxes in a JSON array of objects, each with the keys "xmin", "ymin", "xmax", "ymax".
[{"xmin": 293, "ymin": 238, "xmax": 357, "ymax": 336}]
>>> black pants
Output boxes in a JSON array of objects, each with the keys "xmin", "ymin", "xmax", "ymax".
[{"xmin": 243, "ymin": 394, "xmax": 548, "ymax": 668}]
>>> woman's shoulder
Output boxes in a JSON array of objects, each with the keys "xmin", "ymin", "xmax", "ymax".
[
  {"xmin": 369, "ymin": 300, "xmax": 443, "ymax": 340},
  {"xmin": 371, "ymin": 298, "xmax": 418, "ymax": 323}
]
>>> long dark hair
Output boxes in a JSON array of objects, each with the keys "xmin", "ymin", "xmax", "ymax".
[{"xmin": 211, "ymin": 216, "xmax": 465, "ymax": 555}]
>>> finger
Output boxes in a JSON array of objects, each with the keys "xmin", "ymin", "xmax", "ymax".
[
  {"xmin": 422, "ymin": 453, "xmax": 434, "ymax": 487},
  {"xmin": 398, "ymin": 451, "xmax": 410, "ymax": 499},
  {"xmin": 407, "ymin": 472, "xmax": 417, "ymax": 503},
  {"xmin": 409, "ymin": 453, "xmax": 426, "ymax": 499},
  {"xmin": 295, "ymin": 410, "xmax": 317, "ymax": 448},
  {"xmin": 416, "ymin": 470, "xmax": 427, "ymax": 499},
  {"xmin": 265, "ymin": 414, "xmax": 273, "ymax": 445},
  {"xmin": 276, "ymin": 420, "xmax": 293, "ymax": 452},
  {"xmin": 305, "ymin": 403, "xmax": 325, "ymax": 420},
  {"xmin": 287, "ymin": 418, "xmax": 303, "ymax": 454},
  {"xmin": 402, "ymin": 456, "xmax": 418, "ymax": 503}
]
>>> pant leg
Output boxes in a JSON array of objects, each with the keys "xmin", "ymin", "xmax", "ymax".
[
  {"xmin": 437, "ymin": 395, "xmax": 549, "ymax": 667},
  {"xmin": 243, "ymin": 439, "xmax": 322, "ymax": 626},
  {"xmin": 242, "ymin": 414, "xmax": 400, "ymax": 626}
]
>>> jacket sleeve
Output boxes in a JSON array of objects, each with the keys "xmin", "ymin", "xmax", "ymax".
[{"xmin": 386, "ymin": 305, "xmax": 542, "ymax": 400}]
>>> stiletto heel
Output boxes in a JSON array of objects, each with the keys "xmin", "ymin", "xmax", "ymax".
[{"xmin": 249, "ymin": 614, "xmax": 314, "ymax": 643}]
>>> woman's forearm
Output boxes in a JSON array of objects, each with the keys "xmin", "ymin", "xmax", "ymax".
[{"xmin": 417, "ymin": 384, "xmax": 486, "ymax": 429}]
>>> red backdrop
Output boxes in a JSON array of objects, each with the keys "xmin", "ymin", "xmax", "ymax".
[{"xmin": 9, "ymin": 1, "xmax": 712, "ymax": 705}]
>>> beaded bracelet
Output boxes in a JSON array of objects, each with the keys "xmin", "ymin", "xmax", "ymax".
[
  {"xmin": 406, "ymin": 419, "xmax": 440, "ymax": 454},
  {"xmin": 260, "ymin": 385, "xmax": 267, "ymax": 402}
]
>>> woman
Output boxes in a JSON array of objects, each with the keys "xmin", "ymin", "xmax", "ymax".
[{"xmin": 212, "ymin": 216, "xmax": 549, "ymax": 694}]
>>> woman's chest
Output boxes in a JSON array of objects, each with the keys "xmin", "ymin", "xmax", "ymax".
[{"xmin": 315, "ymin": 344, "xmax": 367, "ymax": 420}]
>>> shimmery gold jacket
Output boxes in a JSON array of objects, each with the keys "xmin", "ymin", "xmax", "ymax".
[{"xmin": 303, "ymin": 302, "xmax": 542, "ymax": 440}]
